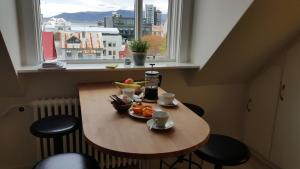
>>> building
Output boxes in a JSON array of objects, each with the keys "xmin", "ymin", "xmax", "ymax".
[
  {"xmin": 119, "ymin": 40, "xmax": 129, "ymax": 58},
  {"xmin": 145, "ymin": 4, "xmax": 156, "ymax": 25},
  {"xmin": 42, "ymin": 32, "xmax": 57, "ymax": 60},
  {"xmin": 152, "ymin": 25, "xmax": 164, "ymax": 37},
  {"xmin": 60, "ymin": 32, "xmax": 104, "ymax": 60},
  {"xmin": 154, "ymin": 10, "xmax": 162, "ymax": 25},
  {"xmin": 43, "ymin": 17, "xmax": 71, "ymax": 32},
  {"xmin": 104, "ymin": 13, "xmax": 135, "ymax": 40},
  {"xmin": 104, "ymin": 17, "xmax": 114, "ymax": 27},
  {"xmin": 145, "ymin": 5, "xmax": 162, "ymax": 26},
  {"xmin": 58, "ymin": 27, "xmax": 122, "ymax": 60},
  {"xmin": 103, "ymin": 12, "xmax": 155, "ymax": 38},
  {"xmin": 143, "ymin": 23, "xmax": 152, "ymax": 36},
  {"xmin": 102, "ymin": 33, "xmax": 123, "ymax": 59}
]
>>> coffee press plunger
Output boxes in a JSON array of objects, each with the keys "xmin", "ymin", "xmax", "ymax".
[{"xmin": 143, "ymin": 64, "xmax": 162, "ymax": 102}]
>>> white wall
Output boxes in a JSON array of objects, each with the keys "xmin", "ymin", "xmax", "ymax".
[
  {"xmin": 0, "ymin": 0, "xmax": 23, "ymax": 97},
  {"xmin": 16, "ymin": 0, "xmax": 40, "ymax": 66},
  {"xmin": 0, "ymin": 0, "xmax": 22, "ymax": 69},
  {"xmin": 0, "ymin": 69, "xmax": 247, "ymax": 169},
  {"xmin": 190, "ymin": 0, "xmax": 253, "ymax": 67},
  {"xmin": 190, "ymin": 0, "xmax": 300, "ymax": 84}
]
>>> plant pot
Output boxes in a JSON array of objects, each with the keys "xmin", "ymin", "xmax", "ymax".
[{"xmin": 132, "ymin": 52, "xmax": 146, "ymax": 66}]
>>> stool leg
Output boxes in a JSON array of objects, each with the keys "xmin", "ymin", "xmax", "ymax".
[
  {"xmin": 160, "ymin": 160, "xmax": 163, "ymax": 169},
  {"xmin": 188, "ymin": 153, "xmax": 192, "ymax": 169},
  {"xmin": 214, "ymin": 164, "xmax": 222, "ymax": 169},
  {"xmin": 53, "ymin": 137, "xmax": 63, "ymax": 154}
]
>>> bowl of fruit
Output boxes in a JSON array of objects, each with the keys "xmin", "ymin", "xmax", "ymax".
[
  {"xmin": 110, "ymin": 95, "xmax": 133, "ymax": 113},
  {"xmin": 114, "ymin": 78, "xmax": 146, "ymax": 95}
]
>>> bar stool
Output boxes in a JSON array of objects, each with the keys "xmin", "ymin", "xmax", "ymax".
[
  {"xmin": 161, "ymin": 103, "xmax": 250, "ymax": 169},
  {"xmin": 184, "ymin": 103, "xmax": 250, "ymax": 169},
  {"xmin": 30, "ymin": 115, "xmax": 80, "ymax": 154},
  {"xmin": 183, "ymin": 103, "xmax": 205, "ymax": 117},
  {"xmin": 194, "ymin": 134, "xmax": 250, "ymax": 169},
  {"xmin": 33, "ymin": 153, "xmax": 100, "ymax": 169}
]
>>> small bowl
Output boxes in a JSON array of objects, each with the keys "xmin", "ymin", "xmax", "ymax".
[{"xmin": 112, "ymin": 102, "xmax": 132, "ymax": 113}]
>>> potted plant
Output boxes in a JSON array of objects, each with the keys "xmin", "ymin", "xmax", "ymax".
[{"xmin": 129, "ymin": 40, "xmax": 150, "ymax": 66}]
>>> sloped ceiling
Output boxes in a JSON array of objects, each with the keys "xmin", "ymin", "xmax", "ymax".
[
  {"xmin": 0, "ymin": 32, "xmax": 23, "ymax": 97},
  {"xmin": 190, "ymin": 0, "xmax": 300, "ymax": 84},
  {"xmin": 0, "ymin": 0, "xmax": 23, "ymax": 97}
]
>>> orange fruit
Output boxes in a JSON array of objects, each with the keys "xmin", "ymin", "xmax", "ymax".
[
  {"xmin": 142, "ymin": 105, "xmax": 152, "ymax": 109},
  {"xmin": 132, "ymin": 107, "xmax": 143, "ymax": 115},
  {"xmin": 142, "ymin": 107, "xmax": 153, "ymax": 117}
]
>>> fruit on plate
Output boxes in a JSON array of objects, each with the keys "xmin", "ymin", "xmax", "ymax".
[
  {"xmin": 124, "ymin": 78, "xmax": 134, "ymax": 84},
  {"xmin": 132, "ymin": 106, "xmax": 143, "ymax": 115},
  {"xmin": 142, "ymin": 107, "xmax": 153, "ymax": 117},
  {"xmin": 132, "ymin": 103, "xmax": 153, "ymax": 117}
]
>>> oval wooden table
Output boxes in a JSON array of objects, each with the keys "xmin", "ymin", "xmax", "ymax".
[{"xmin": 79, "ymin": 83, "xmax": 210, "ymax": 159}]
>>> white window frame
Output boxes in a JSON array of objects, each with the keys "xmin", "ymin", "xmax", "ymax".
[{"xmin": 18, "ymin": 0, "xmax": 191, "ymax": 66}]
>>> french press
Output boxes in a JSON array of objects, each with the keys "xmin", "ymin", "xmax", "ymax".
[{"xmin": 143, "ymin": 64, "xmax": 162, "ymax": 102}]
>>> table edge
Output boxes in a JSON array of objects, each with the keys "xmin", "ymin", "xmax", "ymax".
[{"xmin": 82, "ymin": 129, "xmax": 210, "ymax": 159}]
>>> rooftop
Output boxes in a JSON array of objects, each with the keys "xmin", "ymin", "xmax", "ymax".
[
  {"xmin": 71, "ymin": 27, "xmax": 119, "ymax": 34},
  {"xmin": 60, "ymin": 32, "xmax": 104, "ymax": 49}
]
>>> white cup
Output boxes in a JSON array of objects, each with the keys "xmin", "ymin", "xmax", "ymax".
[
  {"xmin": 159, "ymin": 93, "xmax": 175, "ymax": 105},
  {"xmin": 122, "ymin": 88, "xmax": 135, "ymax": 99},
  {"xmin": 152, "ymin": 111, "xmax": 169, "ymax": 127}
]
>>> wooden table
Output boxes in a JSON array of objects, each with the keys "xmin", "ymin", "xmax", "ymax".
[{"xmin": 79, "ymin": 83, "xmax": 210, "ymax": 159}]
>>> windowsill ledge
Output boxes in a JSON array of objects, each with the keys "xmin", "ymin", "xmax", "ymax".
[{"xmin": 17, "ymin": 62, "xmax": 200, "ymax": 73}]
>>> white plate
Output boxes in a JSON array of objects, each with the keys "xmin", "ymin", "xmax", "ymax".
[
  {"xmin": 157, "ymin": 99, "xmax": 179, "ymax": 107},
  {"xmin": 128, "ymin": 110, "xmax": 152, "ymax": 120},
  {"xmin": 147, "ymin": 119, "xmax": 175, "ymax": 130}
]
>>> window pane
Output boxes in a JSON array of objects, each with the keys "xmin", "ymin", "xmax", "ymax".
[
  {"xmin": 142, "ymin": 0, "xmax": 169, "ymax": 60},
  {"xmin": 40, "ymin": 0, "xmax": 135, "ymax": 61}
]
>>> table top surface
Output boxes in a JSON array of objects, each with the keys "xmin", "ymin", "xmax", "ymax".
[{"xmin": 78, "ymin": 83, "xmax": 210, "ymax": 159}]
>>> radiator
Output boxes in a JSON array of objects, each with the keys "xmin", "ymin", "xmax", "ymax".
[{"xmin": 32, "ymin": 98, "xmax": 140, "ymax": 169}]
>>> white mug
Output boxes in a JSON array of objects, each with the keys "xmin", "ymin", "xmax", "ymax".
[
  {"xmin": 122, "ymin": 88, "xmax": 135, "ymax": 99},
  {"xmin": 152, "ymin": 111, "xmax": 169, "ymax": 127},
  {"xmin": 159, "ymin": 93, "xmax": 175, "ymax": 105}
]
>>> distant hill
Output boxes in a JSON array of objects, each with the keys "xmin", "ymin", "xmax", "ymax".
[{"xmin": 44, "ymin": 10, "xmax": 167, "ymax": 24}]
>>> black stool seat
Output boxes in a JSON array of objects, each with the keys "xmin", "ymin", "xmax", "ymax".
[
  {"xmin": 34, "ymin": 153, "xmax": 100, "ymax": 169},
  {"xmin": 30, "ymin": 115, "xmax": 80, "ymax": 138},
  {"xmin": 195, "ymin": 134, "xmax": 250, "ymax": 167},
  {"xmin": 183, "ymin": 103, "xmax": 205, "ymax": 117}
]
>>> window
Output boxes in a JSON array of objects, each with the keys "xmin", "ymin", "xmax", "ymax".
[
  {"xmin": 142, "ymin": 0, "xmax": 169, "ymax": 59},
  {"xmin": 36, "ymin": 0, "xmax": 182, "ymax": 63},
  {"xmin": 96, "ymin": 50, "xmax": 102, "ymax": 57},
  {"xmin": 66, "ymin": 50, "xmax": 72, "ymax": 57},
  {"xmin": 78, "ymin": 50, "xmax": 83, "ymax": 58},
  {"xmin": 13, "ymin": 0, "xmax": 190, "ymax": 65}
]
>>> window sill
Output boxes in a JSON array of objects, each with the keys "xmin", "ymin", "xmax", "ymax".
[{"xmin": 17, "ymin": 62, "xmax": 200, "ymax": 74}]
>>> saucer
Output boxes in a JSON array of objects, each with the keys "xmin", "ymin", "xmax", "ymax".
[
  {"xmin": 147, "ymin": 119, "xmax": 175, "ymax": 130},
  {"xmin": 157, "ymin": 99, "xmax": 178, "ymax": 107}
]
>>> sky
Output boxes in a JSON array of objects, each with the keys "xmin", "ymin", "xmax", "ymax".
[{"xmin": 40, "ymin": 0, "xmax": 169, "ymax": 17}]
